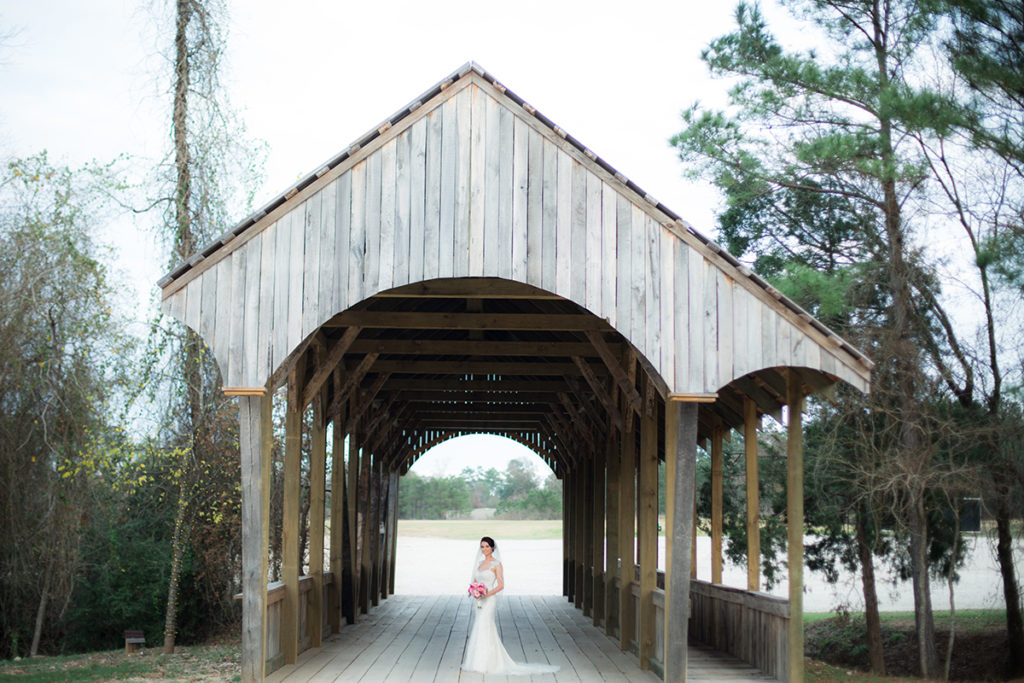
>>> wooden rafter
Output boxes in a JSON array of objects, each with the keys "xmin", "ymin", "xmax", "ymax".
[
  {"xmin": 378, "ymin": 378, "xmax": 569, "ymax": 392},
  {"xmin": 565, "ymin": 376, "xmax": 607, "ymax": 429},
  {"xmin": 344, "ymin": 372, "xmax": 392, "ymax": 433},
  {"xmin": 302, "ymin": 326, "xmax": 362, "ymax": 407},
  {"xmin": 585, "ymin": 331, "xmax": 642, "ymax": 415},
  {"xmin": 383, "ymin": 390, "xmax": 560, "ymax": 404},
  {"xmin": 623, "ymin": 348, "xmax": 639, "ymax": 434},
  {"xmin": 361, "ymin": 359, "xmax": 607, "ymax": 376},
  {"xmin": 347, "ymin": 338, "xmax": 616, "ymax": 357},
  {"xmin": 411, "ymin": 403, "xmax": 553, "ymax": 416},
  {"xmin": 328, "ymin": 311, "xmax": 610, "ymax": 331},
  {"xmin": 571, "ymin": 356, "xmax": 623, "ymax": 430},
  {"xmin": 327, "ymin": 353, "xmax": 379, "ymax": 417}
]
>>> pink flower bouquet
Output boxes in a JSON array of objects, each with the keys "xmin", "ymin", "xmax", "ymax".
[{"xmin": 468, "ymin": 582, "xmax": 486, "ymax": 607}]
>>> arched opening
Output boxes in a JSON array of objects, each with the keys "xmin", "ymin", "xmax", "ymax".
[{"xmin": 396, "ymin": 434, "xmax": 562, "ymax": 596}]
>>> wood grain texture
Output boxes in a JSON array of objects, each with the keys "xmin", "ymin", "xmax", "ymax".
[{"xmin": 162, "ymin": 78, "xmax": 871, "ymax": 397}]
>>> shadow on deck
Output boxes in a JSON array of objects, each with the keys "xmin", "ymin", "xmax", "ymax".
[{"xmin": 266, "ymin": 594, "xmax": 771, "ymax": 682}]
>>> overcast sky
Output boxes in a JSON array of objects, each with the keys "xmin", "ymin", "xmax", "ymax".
[{"xmin": 0, "ymin": 0, "xmax": 800, "ymax": 478}]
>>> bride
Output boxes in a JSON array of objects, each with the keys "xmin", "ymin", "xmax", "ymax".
[{"xmin": 462, "ymin": 536, "xmax": 560, "ymax": 675}]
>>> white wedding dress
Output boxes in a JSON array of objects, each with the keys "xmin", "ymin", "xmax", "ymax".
[{"xmin": 461, "ymin": 562, "xmax": 559, "ymax": 675}]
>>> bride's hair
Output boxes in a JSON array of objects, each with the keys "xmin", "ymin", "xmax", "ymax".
[{"xmin": 480, "ymin": 536, "xmax": 496, "ymax": 549}]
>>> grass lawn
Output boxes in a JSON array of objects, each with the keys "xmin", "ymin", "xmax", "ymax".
[
  {"xmin": 0, "ymin": 640, "xmax": 240, "ymax": 681},
  {"xmin": 398, "ymin": 519, "xmax": 562, "ymax": 539},
  {"xmin": 805, "ymin": 608, "xmax": 1006, "ymax": 629},
  {"xmin": 803, "ymin": 609, "xmax": 1008, "ymax": 682}
]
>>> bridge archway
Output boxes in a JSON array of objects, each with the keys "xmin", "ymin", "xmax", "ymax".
[{"xmin": 160, "ymin": 63, "xmax": 872, "ymax": 682}]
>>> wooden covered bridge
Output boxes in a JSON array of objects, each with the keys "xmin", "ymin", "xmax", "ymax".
[{"xmin": 159, "ymin": 63, "xmax": 872, "ymax": 682}]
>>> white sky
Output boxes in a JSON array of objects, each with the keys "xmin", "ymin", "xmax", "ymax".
[
  {"xmin": 0, "ymin": 0, "xmax": 803, "ymax": 475},
  {"xmin": 0, "ymin": 0, "xmax": 757, "ymax": 308}
]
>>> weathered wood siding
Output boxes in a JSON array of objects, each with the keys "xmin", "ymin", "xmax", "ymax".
[{"xmin": 162, "ymin": 73, "xmax": 869, "ymax": 395}]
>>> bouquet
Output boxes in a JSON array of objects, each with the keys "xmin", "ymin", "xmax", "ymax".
[{"xmin": 468, "ymin": 582, "xmax": 486, "ymax": 608}]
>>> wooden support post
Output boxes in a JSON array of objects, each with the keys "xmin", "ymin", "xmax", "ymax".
[
  {"xmin": 584, "ymin": 456, "xmax": 596, "ymax": 618},
  {"xmin": 691, "ymin": 479, "xmax": 698, "ymax": 580},
  {"xmin": 575, "ymin": 462, "xmax": 587, "ymax": 612},
  {"xmin": 369, "ymin": 458, "xmax": 381, "ymax": 607},
  {"xmin": 388, "ymin": 471, "xmax": 399, "ymax": 595},
  {"xmin": 637, "ymin": 380, "xmax": 658, "ymax": 669},
  {"xmin": 787, "ymin": 371, "xmax": 805, "ymax": 683},
  {"xmin": 378, "ymin": 460, "xmax": 389, "ymax": 603},
  {"xmin": 665, "ymin": 402, "xmax": 676, "ymax": 605},
  {"xmin": 604, "ymin": 432, "xmax": 620, "ymax": 638},
  {"xmin": 592, "ymin": 442, "xmax": 605, "ymax": 627},
  {"xmin": 563, "ymin": 470, "xmax": 572, "ymax": 599},
  {"xmin": 309, "ymin": 389, "xmax": 327, "ymax": 648},
  {"xmin": 343, "ymin": 420, "xmax": 359, "ymax": 625},
  {"xmin": 711, "ymin": 424, "xmax": 724, "ymax": 585},
  {"xmin": 328, "ymin": 415, "xmax": 344, "ymax": 635},
  {"xmin": 666, "ymin": 401, "xmax": 698, "ymax": 683},
  {"xmin": 359, "ymin": 448, "xmax": 373, "ymax": 614},
  {"xmin": 358, "ymin": 441, "xmax": 372, "ymax": 615},
  {"xmin": 745, "ymin": 397, "xmax": 761, "ymax": 592},
  {"xmin": 282, "ymin": 365, "xmax": 304, "ymax": 664},
  {"xmin": 238, "ymin": 389, "xmax": 271, "ymax": 683},
  {"xmin": 618, "ymin": 421, "xmax": 636, "ymax": 653}
]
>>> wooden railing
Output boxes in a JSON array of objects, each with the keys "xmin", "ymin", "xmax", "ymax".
[
  {"xmin": 608, "ymin": 570, "xmax": 788, "ymax": 681},
  {"xmin": 264, "ymin": 572, "xmax": 336, "ymax": 674},
  {"xmin": 688, "ymin": 579, "xmax": 789, "ymax": 681}
]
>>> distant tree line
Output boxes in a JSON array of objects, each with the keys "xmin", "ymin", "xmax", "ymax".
[{"xmin": 397, "ymin": 458, "xmax": 562, "ymax": 520}]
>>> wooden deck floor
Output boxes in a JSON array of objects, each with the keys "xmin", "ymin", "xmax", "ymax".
[{"xmin": 266, "ymin": 595, "xmax": 772, "ymax": 682}]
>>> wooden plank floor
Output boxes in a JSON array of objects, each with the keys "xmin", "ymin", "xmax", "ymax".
[{"xmin": 267, "ymin": 595, "xmax": 772, "ymax": 682}]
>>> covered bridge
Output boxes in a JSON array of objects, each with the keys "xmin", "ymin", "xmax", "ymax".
[{"xmin": 159, "ymin": 63, "xmax": 872, "ymax": 681}]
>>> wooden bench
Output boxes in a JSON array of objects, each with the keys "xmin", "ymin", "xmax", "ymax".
[{"xmin": 123, "ymin": 630, "xmax": 145, "ymax": 654}]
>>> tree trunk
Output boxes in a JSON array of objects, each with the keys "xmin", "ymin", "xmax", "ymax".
[
  {"xmin": 996, "ymin": 501, "xmax": 1024, "ymax": 677},
  {"xmin": 164, "ymin": 0, "xmax": 203, "ymax": 656},
  {"xmin": 908, "ymin": 494, "xmax": 940, "ymax": 677},
  {"xmin": 856, "ymin": 508, "xmax": 885, "ymax": 675},
  {"xmin": 29, "ymin": 561, "xmax": 52, "ymax": 657},
  {"xmin": 172, "ymin": 0, "xmax": 193, "ymax": 262},
  {"xmin": 871, "ymin": 4, "xmax": 937, "ymax": 669},
  {"xmin": 944, "ymin": 508, "xmax": 961, "ymax": 681},
  {"xmin": 162, "ymin": 491, "xmax": 189, "ymax": 654}
]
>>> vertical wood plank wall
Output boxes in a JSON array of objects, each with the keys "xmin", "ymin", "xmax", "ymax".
[{"xmin": 162, "ymin": 75, "xmax": 869, "ymax": 399}]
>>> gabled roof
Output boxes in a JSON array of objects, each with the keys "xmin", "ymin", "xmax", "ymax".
[{"xmin": 156, "ymin": 62, "xmax": 870, "ymax": 372}]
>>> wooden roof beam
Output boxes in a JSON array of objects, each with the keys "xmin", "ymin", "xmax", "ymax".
[
  {"xmin": 327, "ymin": 352, "xmax": 379, "ymax": 418},
  {"xmin": 384, "ymin": 390, "xmax": 560, "ymax": 404},
  {"xmin": 585, "ymin": 330, "xmax": 643, "ymax": 415},
  {"xmin": 302, "ymin": 326, "xmax": 361, "ymax": 407},
  {"xmin": 556, "ymin": 392, "xmax": 596, "ymax": 439},
  {"xmin": 327, "ymin": 311, "xmax": 610, "ymax": 331},
  {"xmin": 730, "ymin": 376, "xmax": 783, "ymax": 422},
  {"xmin": 343, "ymin": 372, "xmax": 392, "ymax": 433},
  {"xmin": 415, "ymin": 420, "xmax": 546, "ymax": 431},
  {"xmin": 360, "ymin": 358, "xmax": 607, "ymax": 377},
  {"xmin": 571, "ymin": 356, "xmax": 623, "ymax": 430},
  {"xmin": 377, "ymin": 378, "xmax": 570, "ymax": 392},
  {"xmin": 410, "ymin": 404, "xmax": 554, "ymax": 416},
  {"xmin": 373, "ymin": 279, "xmax": 562, "ymax": 299},
  {"xmin": 347, "ymin": 338, "xmax": 616, "ymax": 357}
]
